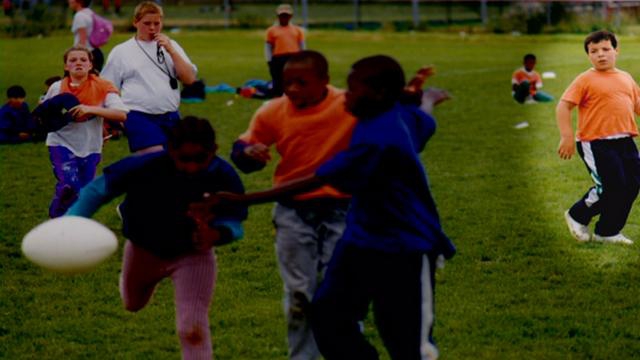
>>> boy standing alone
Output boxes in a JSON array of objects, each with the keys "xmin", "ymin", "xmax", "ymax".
[
  {"xmin": 557, "ymin": 30, "xmax": 640, "ymax": 244},
  {"xmin": 265, "ymin": 3, "xmax": 305, "ymax": 97}
]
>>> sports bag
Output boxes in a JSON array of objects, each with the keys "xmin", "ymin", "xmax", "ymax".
[{"xmin": 89, "ymin": 11, "xmax": 113, "ymax": 48}]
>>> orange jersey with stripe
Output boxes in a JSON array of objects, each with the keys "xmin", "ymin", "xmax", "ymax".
[
  {"xmin": 511, "ymin": 68, "xmax": 542, "ymax": 95},
  {"xmin": 238, "ymin": 86, "xmax": 356, "ymax": 200},
  {"xmin": 265, "ymin": 24, "xmax": 304, "ymax": 56},
  {"xmin": 561, "ymin": 68, "xmax": 640, "ymax": 141}
]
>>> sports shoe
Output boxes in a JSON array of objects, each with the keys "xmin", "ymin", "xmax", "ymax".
[
  {"xmin": 564, "ymin": 211, "xmax": 590, "ymax": 242},
  {"xmin": 593, "ymin": 233, "xmax": 633, "ymax": 245}
]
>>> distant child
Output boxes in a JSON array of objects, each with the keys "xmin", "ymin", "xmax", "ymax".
[
  {"xmin": 557, "ymin": 30, "xmax": 640, "ymax": 245},
  {"xmin": 102, "ymin": 0, "xmax": 121, "ymax": 15},
  {"xmin": 206, "ymin": 55, "xmax": 456, "ymax": 360},
  {"xmin": 265, "ymin": 3, "xmax": 305, "ymax": 97},
  {"xmin": 68, "ymin": 0, "xmax": 105, "ymax": 71},
  {"xmin": 0, "ymin": 85, "xmax": 35, "ymax": 143},
  {"xmin": 67, "ymin": 116, "xmax": 248, "ymax": 360},
  {"xmin": 42, "ymin": 47, "xmax": 127, "ymax": 218},
  {"xmin": 231, "ymin": 50, "xmax": 356, "ymax": 360},
  {"xmin": 512, "ymin": 53, "xmax": 553, "ymax": 104}
]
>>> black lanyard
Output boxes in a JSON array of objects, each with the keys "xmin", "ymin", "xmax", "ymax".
[{"xmin": 134, "ymin": 38, "xmax": 178, "ymax": 89}]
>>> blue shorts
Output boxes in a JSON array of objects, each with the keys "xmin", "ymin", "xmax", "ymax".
[{"xmin": 125, "ymin": 110, "xmax": 180, "ymax": 152}]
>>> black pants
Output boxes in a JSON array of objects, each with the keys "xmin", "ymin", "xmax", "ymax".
[
  {"xmin": 91, "ymin": 48, "xmax": 105, "ymax": 73},
  {"xmin": 310, "ymin": 242, "xmax": 438, "ymax": 360},
  {"xmin": 569, "ymin": 137, "xmax": 640, "ymax": 236},
  {"xmin": 268, "ymin": 54, "xmax": 292, "ymax": 97}
]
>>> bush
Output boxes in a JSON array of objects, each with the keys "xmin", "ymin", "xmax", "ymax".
[{"xmin": 3, "ymin": 0, "xmax": 67, "ymax": 37}]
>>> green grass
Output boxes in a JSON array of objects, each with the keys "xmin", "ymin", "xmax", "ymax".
[{"xmin": 2, "ymin": 30, "xmax": 640, "ymax": 359}]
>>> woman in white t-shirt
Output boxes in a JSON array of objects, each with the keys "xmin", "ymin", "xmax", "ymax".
[
  {"xmin": 101, "ymin": 1, "xmax": 197, "ymax": 154},
  {"xmin": 68, "ymin": 0, "xmax": 104, "ymax": 71},
  {"xmin": 44, "ymin": 47, "xmax": 127, "ymax": 217}
]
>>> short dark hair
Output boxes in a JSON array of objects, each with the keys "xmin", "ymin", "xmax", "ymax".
[
  {"xmin": 524, "ymin": 53, "xmax": 536, "ymax": 62},
  {"xmin": 351, "ymin": 55, "xmax": 406, "ymax": 103},
  {"xmin": 45, "ymin": 76, "xmax": 62, "ymax": 87},
  {"xmin": 285, "ymin": 50, "xmax": 329, "ymax": 80},
  {"xmin": 7, "ymin": 85, "xmax": 26, "ymax": 99},
  {"xmin": 77, "ymin": 0, "xmax": 91, "ymax": 7},
  {"xmin": 168, "ymin": 116, "xmax": 217, "ymax": 151},
  {"xmin": 584, "ymin": 30, "xmax": 617, "ymax": 53}
]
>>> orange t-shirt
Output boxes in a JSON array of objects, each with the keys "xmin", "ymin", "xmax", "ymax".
[
  {"xmin": 561, "ymin": 68, "xmax": 640, "ymax": 141},
  {"xmin": 265, "ymin": 24, "xmax": 304, "ymax": 56},
  {"xmin": 511, "ymin": 68, "xmax": 542, "ymax": 95},
  {"xmin": 60, "ymin": 74, "xmax": 119, "ymax": 106},
  {"xmin": 238, "ymin": 85, "xmax": 356, "ymax": 200}
]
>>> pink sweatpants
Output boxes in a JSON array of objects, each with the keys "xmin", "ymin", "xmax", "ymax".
[{"xmin": 120, "ymin": 240, "xmax": 217, "ymax": 360}]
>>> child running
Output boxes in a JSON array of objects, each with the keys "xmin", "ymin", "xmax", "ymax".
[
  {"xmin": 203, "ymin": 55, "xmax": 456, "ymax": 360},
  {"xmin": 557, "ymin": 30, "xmax": 640, "ymax": 245},
  {"xmin": 231, "ymin": 50, "xmax": 355, "ymax": 360},
  {"xmin": 42, "ymin": 47, "xmax": 127, "ymax": 218},
  {"xmin": 67, "ymin": 116, "xmax": 248, "ymax": 359}
]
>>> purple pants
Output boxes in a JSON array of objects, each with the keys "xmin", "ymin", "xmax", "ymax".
[
  {"xmin": 120, "ymin": 241, "xmax": 217, "ymax": 360},
  {"xmin": 48, "ymin": 146, "xmax": 101, "ymax": 218}
]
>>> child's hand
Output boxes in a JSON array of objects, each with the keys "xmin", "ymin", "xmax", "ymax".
[
  {"xmin": 243, "ymin": 143, "xmax": 271, "ymax": 162},
  {"xmin": 154, "ymin": 33, "xmax": 175, "ymax": 55},
  {"xmin": 557, "ymin": 136, "xmax": 575, "ymax": 159},
  {"xmin": 406, "ymin": 66, "xmax": 435, "ymax": 93},
  {"xmin": 69, "ymin": 105, "xmax": 93, "ymax": 122}
]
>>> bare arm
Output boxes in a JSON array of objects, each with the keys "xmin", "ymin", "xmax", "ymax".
[
  {"xmin": 556, "ymin": 100, "xmax": 577, "ymax": 160},
  {"xmin": 155, "ymin": 33, "xmax": 197, "ymax": 85},
  {"xmin": 69, "ymin": 105, "xmax": 127, "ymax": 122},
  {"xmin": 219, "ymin": 175, "xmax": 324, "ymax": 205},
  {"xmin": 77, "ymin": 27, "xmax": 88, "ymax": 48}
]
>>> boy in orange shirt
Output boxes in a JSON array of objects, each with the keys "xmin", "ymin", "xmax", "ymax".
[
  {"xmin": 557, "ymin": 30, "xmax": 640, "ymax": 244},
  {"xmin": 265, "ymin": 3, "xmax": 305, "ymax": 97},
  {"xmin": 512, "ymin": 53, "xmax": 553, "ymax": 104},
  {"xmin": 232, "ymin": 50, "xmax": 353, "ymax": 360}
]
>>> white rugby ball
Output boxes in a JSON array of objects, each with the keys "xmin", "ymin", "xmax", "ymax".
[{"xmin": 22, "ymin": 216, "xmax": 118, "ymax": 274}]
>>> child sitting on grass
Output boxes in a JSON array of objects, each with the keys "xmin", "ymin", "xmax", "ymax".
[
  {"xmin": 0, "ymin": 85, "xmax": 36, "ymax": 143},
  {"xmin": 512, "ymin": 53, "xmax": 553, "ymax": 104}
]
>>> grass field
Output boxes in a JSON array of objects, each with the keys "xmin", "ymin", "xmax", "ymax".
[{"xmin": 2, "ymin": 30, "xmax": 640, "ymax": 359}]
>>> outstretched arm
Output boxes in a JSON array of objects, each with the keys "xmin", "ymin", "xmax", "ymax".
[
  {"xmin": 220, "ymin": 175, "xmax": 324, "ymax": 205},
  {"xmin": 66, "ymin": 176, "xmax": 120, "ymax": 217}
]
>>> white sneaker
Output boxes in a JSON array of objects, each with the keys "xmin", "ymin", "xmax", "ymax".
[
  {"xmin": 593, "ymin": 233, "xmax": 633, "ymax": 245},
  {"xmin": 564, "ymin": 211, "xmax": 590, "ymax": 242}
]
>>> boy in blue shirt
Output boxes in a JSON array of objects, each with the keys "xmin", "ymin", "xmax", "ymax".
[
  {"xmin": 0, "ymin": 85, "xmax": 36, "ymax": 143},
  {"xmin": 202, "ymin": 55, "xmax": 455, "ymax": 359},
  {"xmin": 67, "ymin": 116, "xmax": 247, "ymax": 359}
]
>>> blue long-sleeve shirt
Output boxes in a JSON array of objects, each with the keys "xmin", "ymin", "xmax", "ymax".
[
  {"xmin": 316, "ymin": 103, "xmax": 455, "ymax": 258},
  {"xmin": 68, "ymin": 151, "xmax": 247, "ymax": 258}
]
